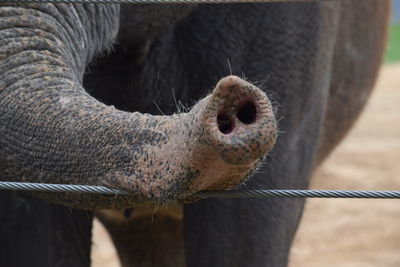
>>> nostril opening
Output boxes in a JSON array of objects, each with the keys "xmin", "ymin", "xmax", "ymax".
[
  {"xmin": 237, "ymin": 101, "xmax": 257, "ymax": 124},
  {"xmin": 217, "ymin": 113, "xmax": 235, "ymax": 134},
  {"xmin": 124, "ymin": 208, "xmax": 133, "ymax": 219}
]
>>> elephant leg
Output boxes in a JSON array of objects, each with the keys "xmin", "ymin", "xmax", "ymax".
[
  {"xmin": 179, "ymin": 2, "xmax": 339, "ymax": 266},
  {"xmin": 181, "ymin": 1, "xmax": 389, "ymax": 266},
  {"xmin": 0, "ymin": 191, "xmax": 92, "ymax": 267},
  {"xmin": 97, "ymin": 207, "xmax": 185, "ymax": 267},
  {"xmin": 316, "ymin": 0, "xmax": 391, "ymax": 162}
]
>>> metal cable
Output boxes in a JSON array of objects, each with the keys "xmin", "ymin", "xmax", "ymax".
[
  {"xmin": 1, "ymin": 181, "xmax": 400, "ymax": 199},
  {"xmin": 196, "ymin": 189, "xmax": 400, "ymax": 199},
  {"xmin": 0, "ymin": 181, "xmax": 129, "ymax": 195},
  {"xmin": 0, "ymin": 0, "xmax": 334, "ymax": 4}
]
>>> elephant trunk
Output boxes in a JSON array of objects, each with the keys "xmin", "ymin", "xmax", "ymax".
[{"xmin": 0, "ymin": 4, "xmax": 276, "ymax": 209}]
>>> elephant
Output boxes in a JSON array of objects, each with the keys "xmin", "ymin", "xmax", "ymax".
[{"xmin": 0, "ymin": 0, "xmax": 390, "ymax": 267}]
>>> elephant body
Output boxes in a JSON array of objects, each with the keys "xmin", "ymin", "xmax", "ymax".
[{"xmin": 0, "ymin": 1, "xmax": 390, "ymax": 267}]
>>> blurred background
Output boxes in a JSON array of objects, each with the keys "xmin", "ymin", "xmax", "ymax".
[{"xmin": 91, "ymin": 1, "xmax": 400, "ymax": 266}]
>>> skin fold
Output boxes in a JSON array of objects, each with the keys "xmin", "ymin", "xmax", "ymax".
[{"xmin": 0, "ymin": 1, "xmax": 390, "ymax": 267}]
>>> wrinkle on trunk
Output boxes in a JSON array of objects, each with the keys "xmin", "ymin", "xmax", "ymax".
[{"xmin": 0, "ymin": 4, "xmax": 277, "ymax": 209}]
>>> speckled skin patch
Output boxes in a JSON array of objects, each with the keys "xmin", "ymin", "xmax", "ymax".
[{"xmin": 31, "ymin": 76, "xmax": 276, "ymax": 209}]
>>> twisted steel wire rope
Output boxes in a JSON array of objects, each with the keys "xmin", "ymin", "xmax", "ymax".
[
  {"xmin": 0, "ymin": 0, "xmax": 337, "ymax": 4},
  {"xmin": 1, "ymin": 181, "xmax": 400, "ymax": 199}
]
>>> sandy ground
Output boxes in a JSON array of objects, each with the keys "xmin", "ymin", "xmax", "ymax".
[
  {"xmin": 289, "ymin": 64, "xmax": 400, "ymax": 267},
  {"xmin": 91, "ymin": 63, "xmax": 400, "ymax": 267}
]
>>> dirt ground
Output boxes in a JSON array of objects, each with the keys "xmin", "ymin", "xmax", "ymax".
[
  {"xmin": 91, "ymin": 63, "xmax": 400, "ymax": 267},
  {"xmin": 289, "ymin": 63, "xmax": 400, "ymax": 267}
]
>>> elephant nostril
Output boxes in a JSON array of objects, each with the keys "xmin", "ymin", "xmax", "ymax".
[
  {"xmin": 123, "ymin": 208, "xmax": 133, "ymax": 219},
  {"xmin": 217, "ymin": 112, "xmax": 235, "ymax": 134},
  {"xmin": 237, "ymin": 100, "xmax": 257, "ymax": 125},
  {"xmin": 217, "ymin": 100, "xmax": 257, "ymax": 134}
]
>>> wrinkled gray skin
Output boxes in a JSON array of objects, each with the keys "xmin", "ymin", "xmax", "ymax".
[
  {"xmin": 0, "ymin": 1, "xmax": 390, "ymax": 267},
  {"xmin": 0, "ymin": 4, "xmax": 277, "ymax": 209}
]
